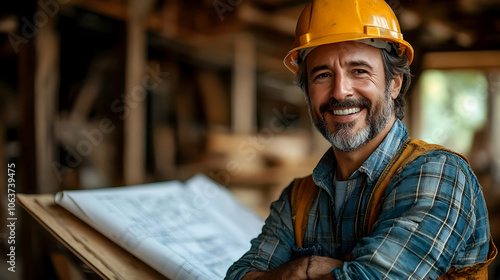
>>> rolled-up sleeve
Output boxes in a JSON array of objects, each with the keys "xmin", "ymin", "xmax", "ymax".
[
  {"xmin": 225, "ymin": 183, "xmax": 296, "ymax": 280},
  {"xmin": 333, "ymin": 152, "xmax": 490, "ymax": 280}
]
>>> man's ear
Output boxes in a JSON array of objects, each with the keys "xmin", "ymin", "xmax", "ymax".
[{"xmin": 390, "ymin": 74, "xmax": 403, "ymax": 100}]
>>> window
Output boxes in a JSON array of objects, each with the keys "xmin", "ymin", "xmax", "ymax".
[{"xmin": 419, "ymin": 70, "xmax": 488, "ymax": 154}]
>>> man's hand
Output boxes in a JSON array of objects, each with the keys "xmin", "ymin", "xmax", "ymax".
[
  {"xmin": 307, "ymin": 256, "xmax": 343, "ymax": 280},
  {"xmin": 242, "ymin": 257, "xmax": 308, "ymax": 280},
  {"xmin": 242, "ymin": 256, "xmax": 343, "ymax": 280}
]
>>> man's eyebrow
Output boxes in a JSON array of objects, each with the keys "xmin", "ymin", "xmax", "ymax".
[
  {"xmin": 347, "ymin": 60, "xmax": 374, "ymax": 71},
  {"xmin": 309, "ymin": 65, "xmax": 329, "ymax": 77},
  {"xmin": 309, "ymin": 60, "xmax": 374, "ymax": 77}
]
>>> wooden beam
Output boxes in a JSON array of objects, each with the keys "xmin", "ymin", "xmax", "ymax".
[
  {"xmin": 35, "ymin": 12, "xmax": 60, "ymax": 193},
  {"xmin": 0, "ymin": 15, "xmax": 18, "ymax": 33},
  {"xmin": 17, "ymin": 5, "xmax": 47, "ymax": 279},
  {"xmin": 67, "ymin": 0, "xmax": 171, "ymax": 36},
  {"xmin": 123, "ymin": 0, "xmax": 156, "ymax": 185},
  {"xmin": 68, "ymin": 0, "xmax": 127, "ymax": 21},
  {"xmin": 197, "ymin": 70, "xmax": 230, "ymax": 129},
  {"xmin": 423, "ymin": 50, "xmax": 500, "ymax": 69},
  {"xmin": 237, "ymin": 3, "xmax": 296, "ymax": 36},
  {"xmin": 231, "ymin": 33, "xmax": 256, "ymax": 134}
]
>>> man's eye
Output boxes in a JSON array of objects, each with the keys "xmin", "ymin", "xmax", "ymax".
[
  {"xmin": 315, "ymin": 73, "xmax": 330, "ymax": 79},
  {"xmin": 353, "ymin": 69, "xmax": 368, "ymax": 74}
]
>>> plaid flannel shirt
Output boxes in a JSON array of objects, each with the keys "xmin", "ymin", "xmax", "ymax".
[{"xmin": 225, "ymin": 120, "xmax": 490, "ymax": 280}]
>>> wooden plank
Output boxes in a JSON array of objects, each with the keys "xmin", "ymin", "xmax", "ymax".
[
  {"xmin": 423, "ymin": 50, "xmax": 500, "ymax": 69},
  {"xmin": 123, "ymin": 0, "xmax": 155, "ymax": 185},
  {"xmin": 0, "ymin": 87, "xmax": 6, "ymax": 224},
  {"xmin": 68, "ymin": 0, "xmax": 127, "ymax": 21},
  {"xmin": 231, "ymin": 33, "xmax": 256, "ymax": 134},
  {"xmin": 0, "ymin": 15, "xmax": 18, "ymax": 33},
  {"xmin": 16, "ymin": 4, "xmax": 46, "ymax": 278},
  {"xmin": 34, "ymin": 13, "xmax": 59, "ymax": 193},
  {"xmin": 17, "ymin": 194, "xmax": 168, "ymax": 280},
  {"xmin": 237, "ymin": 4, "xmax": 296, "ymax": 36},
  {"xmin": 197, "ymin": 70, "xmax": 230, "ymax": 129}
]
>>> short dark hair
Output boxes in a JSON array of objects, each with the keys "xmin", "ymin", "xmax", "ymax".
[{"xmin": 294, "ymin": 48, "xmax": 412, "ymax": 120}]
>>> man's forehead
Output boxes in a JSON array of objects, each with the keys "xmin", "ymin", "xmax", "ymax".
[{"xmin": 306, "ymin": 42, "xmax": 381, "ymax": 66}]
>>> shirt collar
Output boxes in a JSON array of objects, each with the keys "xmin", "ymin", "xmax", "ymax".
[{"xmin": 312, "ymin": 119, "xmax": 409, "ymax": 189}]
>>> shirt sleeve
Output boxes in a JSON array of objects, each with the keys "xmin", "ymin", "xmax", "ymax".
[
  {"xmin": 333, "ymin": 151, "xmax": 491, "ymax": 280},
  {"xmin": 225, "ymin": 182, "xmax": 297, "ymax": 280}
]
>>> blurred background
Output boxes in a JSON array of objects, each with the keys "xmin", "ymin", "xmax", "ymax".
[{"xmin": 1, "ymin": 0, "xmax": 500, "ymax": 279}]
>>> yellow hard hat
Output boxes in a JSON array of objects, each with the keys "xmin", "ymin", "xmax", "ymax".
[{"xmin": 284, "ymin": 0, "xmax": 414, "ymax": 73}]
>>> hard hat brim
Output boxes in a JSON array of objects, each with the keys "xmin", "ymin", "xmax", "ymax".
[{"xmin": 283, "ymin": 33, "xmax": 414, "ymax": 73}]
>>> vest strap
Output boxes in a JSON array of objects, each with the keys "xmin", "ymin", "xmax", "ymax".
[{"xmin": 291, "ymin": 175, "xmax": 317, "ymax": 248}]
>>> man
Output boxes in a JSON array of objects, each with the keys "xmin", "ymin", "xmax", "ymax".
[{"xmin": 226, "ymin": 0, "xmax": 496, "ymax": 279}]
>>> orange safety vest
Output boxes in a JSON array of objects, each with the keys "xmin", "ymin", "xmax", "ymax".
[{"xmin": 291, "ymin": 138, "xmax": 497, "ymax": 279}]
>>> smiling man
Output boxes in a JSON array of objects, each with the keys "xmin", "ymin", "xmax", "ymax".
[
  {"xmin": 225, "ymin": 0, "xmax": 496, "ymax": 279},
  {"xmin": 305, "ymin": 42, "xmax": 401, "ymax": 182}
]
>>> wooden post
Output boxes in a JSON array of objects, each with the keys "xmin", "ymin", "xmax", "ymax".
[
  {"xmin": 123, "ymin": 0, "xmax": 155, "ymax": 185},
  {"xmin": 17, "ymin": 3, "xmax": 53, "ymax": 278},
  {"xmin": 231, "ymin": 33, "xmax": 256, "ymax": 134},
  {"xmin": 35, "ymin": 12, "xmax": 59, "ymax": 193}
]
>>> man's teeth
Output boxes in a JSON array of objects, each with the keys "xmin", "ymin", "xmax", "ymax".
[{"xmin": 332, "ymin": 107, "xmax": 361, "ymax": 116}]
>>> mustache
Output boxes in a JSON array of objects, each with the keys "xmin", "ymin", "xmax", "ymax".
[{"xmin": 319, "ymin": 98, "xmax": 371, "ymax": 115}]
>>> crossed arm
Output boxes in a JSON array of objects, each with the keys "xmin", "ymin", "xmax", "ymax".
[
  {"xmin": 242, "ymin": 256, "xmax": 343, "ymax": 280},
  {"xmin": 226, "ymin": 154, "xmax": 489, "ymax": 280},
  {"xmin": 226, "ymin": 181, "xmax": 344, "ymax": 280}
]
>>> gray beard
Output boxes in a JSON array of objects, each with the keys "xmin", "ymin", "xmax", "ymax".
[{"xmin": 309, "ymin": 87, "xmax": 394, "ymax": 152}]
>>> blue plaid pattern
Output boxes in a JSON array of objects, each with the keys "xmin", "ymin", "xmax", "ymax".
[{"xmin": 225, "ymin": 120, "xmax": 490, "ymax": 280}]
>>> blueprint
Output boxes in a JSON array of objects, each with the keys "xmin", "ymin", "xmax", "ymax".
[{"xmin": 55, "ymin": 174, "xmax": 264, "ymax": 280}]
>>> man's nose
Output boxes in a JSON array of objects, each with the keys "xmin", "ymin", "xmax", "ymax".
[{"xmin": 330, "ymin": 72, "xmax": 353, "ymax": 101}]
